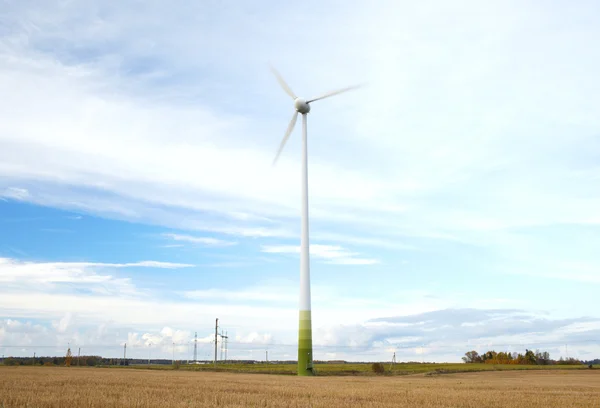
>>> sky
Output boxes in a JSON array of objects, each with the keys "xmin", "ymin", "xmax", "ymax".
[{"xmin": 1, "ymin": 0, "xmax": 599, "ymax": 363}]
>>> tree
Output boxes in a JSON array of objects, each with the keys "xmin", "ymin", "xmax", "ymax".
[
  {"xmin": 524, "ymin": 349, "xmax": 537, "ymax": 365},
  {"xmin": 65, "ymin": 348, "xmax": 72, "ymax": 367},
  {"xmin": 464, "ymin": 349, "xmax": 556, "ymax": 366},
  {"xmin": 84, "ymin": 356, "xmax": 101, "ymax": 366},
  {"xmin": 535, "ymin": 350, "xmax": 551, "ymax": 365},
  {"xmin": 462, "ymin": 351, "xmax": 481, "ymax": 363},
  {"xmin": 3, "ymin": 357, "xmax": 18, "ymax": 366},
  {"xmin": 371, "ymin": 362, "xmax": 385, "ymax": 374}
]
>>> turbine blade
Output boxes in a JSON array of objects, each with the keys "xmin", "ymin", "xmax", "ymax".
[
  {"xmin": 269, "ymin": 65, "xmax": 297, "ymax": 100},
  {"xmin": 307, "ymin": 84, "xmax": 362, "ymax": 103},
  {"xmin": 272, "ymin": 111, "xmax": 298, "ymax": 166}
]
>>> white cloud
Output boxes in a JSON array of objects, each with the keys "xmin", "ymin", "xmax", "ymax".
[
  {"xmin": 313, "ymin": 308, "xmax": 600, "ymax": 362},
  {"xmin": 162, "ymin": 233, "xmax": 236, "ymax": 247},
  {"xmin": 1, "ymin": 187, "xmax": 30, "ymax": 200},
  {"xmin": 182, "ymin": 288, "xmax": 292, "ymax": 303},
  {"xmin": 0, "ymin": 1, "xmax": 597, "ymax": 281},
  {"xmin": 0, "ymin": 319, "xmax": 50, "ymax": 348},
  {"xmin": 505, "ymin": 262, "xmax": 600, "ymax": 285},
  {"xmin": 1, "ymin": 267, "xmax": 599, "ymax": 361},
  {"xmin": 53, "ymin": 313, "xmax": 73, "ymax": 334},
  {"xmin": 261, "ymin": 244, "xmax": 379, "ymax": 265},
  {"xmin": 313, "ymin": 232, "xmax": 418, "ymax": 251},
  {"xmin": 0, "ymin": 2, "xmax": 593, "ymax": 249},
  {"xmin": 0, "ymin": 257, "xmax": 193, "ymax": 296},
  {"xmin": 123, "ymin": 261, "xmax": 194, "ymax": 269},
  {"xmin": 235, "ymin": 332, "xmax": 273, "ymax": 345},
  {"xmin": 0, "ymin": 256, "xmax": 447, "ymax": 355}
]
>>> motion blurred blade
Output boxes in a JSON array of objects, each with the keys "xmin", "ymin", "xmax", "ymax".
[
  {"xmin": 307, "ymin": 84, "xmax": 362, "ymax": 103},
  {"xmin": 269, "ymin": 64, "xmax": 297, "ymax": 100},
  {"xmin": 272, "ymin": 111, "xmax": 299, "ymax": 166}
]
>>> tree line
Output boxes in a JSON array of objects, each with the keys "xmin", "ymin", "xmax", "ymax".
[
  {"xmin": 462, "ymin": 349, "xmax": 583, "ymax": 365},
  {"xmin": 1, "ymin": 356, "xmax": 198, "ymax": 366},
  {"xmin": 2, "ymin": 355, "xmax": 104, "ymax": 367}
]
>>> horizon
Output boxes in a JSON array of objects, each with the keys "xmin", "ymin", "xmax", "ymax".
[{"xmin": 1, "ymin": 0, "xmax": 600, "ymax": 364}]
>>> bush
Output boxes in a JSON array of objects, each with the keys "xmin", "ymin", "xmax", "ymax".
[
  {"xmin": 3, "ymin": 358, "xmax": 18, "ymax": 366},
  {"xmin": 371, "ymin": 362, "xmax": 385, "ymax": 374}
]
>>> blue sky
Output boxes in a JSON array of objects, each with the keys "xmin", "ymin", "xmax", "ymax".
[{"xmin": 1, "ymin": 0, "xmax": 599, "ymax": 362}]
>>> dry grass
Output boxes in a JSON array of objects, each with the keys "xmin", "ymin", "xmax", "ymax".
[
  {"xmin": 1, "ymin": 366, "xmax": 599, "ymax": 407},
  {"xmin": 140, "ymin": 362, "xmax": 587, "ymax": 376}
]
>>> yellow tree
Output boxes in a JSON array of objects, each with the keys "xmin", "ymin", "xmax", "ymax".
[{"xmin": 65, "ymin": 348, "xmax": 72, "ymax": 367}]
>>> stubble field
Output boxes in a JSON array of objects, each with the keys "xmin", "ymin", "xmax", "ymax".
[{"xmin": 1, "ymin": 366, "xmax": 599, "ymax": 407}]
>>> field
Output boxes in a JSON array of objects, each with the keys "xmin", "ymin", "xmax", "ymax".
[
  {"xmin": 1, "ymin": 366, "xmax": 599, "ymax": 407},
  {"xmin": 129, "ymin": 362, "xmax": 590, "ymax": 376}
]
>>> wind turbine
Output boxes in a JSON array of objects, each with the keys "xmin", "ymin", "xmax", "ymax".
[{"xmin": 270, "ymin": 65, "xmax": 360, "ymax": 376}]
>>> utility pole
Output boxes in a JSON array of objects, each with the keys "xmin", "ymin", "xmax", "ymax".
[
  {"xmin": 193, "ymin": 332, "xmax": 198, "ymax": 363},
  {"xmin": 148, "ymin": 342, "xmax": 152, "ymax": 365},
  {"xmin": 78, "ymin": 347, "xmax": 81, "ymax": 367},
  {"xmin": 266, "ymin": 350, "xmax": 268, "ymax": 364},
  {"xmin": 214, "ymin": 318, "xmax": 219, "ymax": 366},
  {"xmin": 218, "ymin": 329, "xmax": 228, "ymax": 363},
  {"xmin": 172, "ymin": 342, "xmax": 175, "ymax": 365},
  {"xmin": 389, "ymin": 352, "xmax": 396, "ymax": 371},
  {"xmin": 33, "ymin": 352, "xmax": 36, "ymax": 366},
  {"xmin": 124, "ymin": 343, "xmax": 127, "ymax": 366}
]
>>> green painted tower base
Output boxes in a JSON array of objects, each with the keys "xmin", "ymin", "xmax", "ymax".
[{"xmin": 298, "ymin": 310, "xmax": 314, "ymax": 376}]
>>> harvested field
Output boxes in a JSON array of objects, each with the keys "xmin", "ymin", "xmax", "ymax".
[{"xmin": 1, "ymin": 366, "xmax": 599, "ymax": 407}]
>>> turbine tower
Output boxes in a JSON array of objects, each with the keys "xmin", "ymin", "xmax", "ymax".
[{"xmin": 270, "ymin": 65, "xmax": 359, "ymax": 376}]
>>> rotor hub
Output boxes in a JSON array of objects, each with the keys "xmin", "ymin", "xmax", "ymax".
[{"xmin": 294, "ymin": 98, "xmax": 311, "ymax": 114}]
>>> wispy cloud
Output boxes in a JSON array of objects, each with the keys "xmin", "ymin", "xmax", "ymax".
[
  {"xmin": 313, "ymin": 231, "xmax": 418, "ymax": 251},
  {"xmin": 47, "ymin": 260, "xmax": 195, "ymax": 269},
  {"xmin": 40, "ymin": 228, "xmax": 73, "ymax": 233},
  {"xmin": 1, "ymin": 187, "xmax": 30, "ymax": 201},
  {"xmin": 362, "ymin": 308, "xmax": 600, "ymax": 351},
  {"xmin": 261, "ymin": 244, "xmax": 379, "ymax": 265},
  {"xmin": 183, "ymin": 288, "xmax": 291, "ymax": 303},
  {"xmin": 505, "ymin": 262, "xmax": 600, "ymax": 285},
  {"xmin": 1, "ymin": 0, "xmax": 598, "ymax": 262},
  {"xmin": 0, "ymin": 257, "xmax": 194, "ymax": 298},
  {"xmin": 121, "ymin": 261, "xmax": 195, "ymax": 269},
  {"xmin": 162, "ymin": 233, "xmax": 237, "ymax": 247},
  {"xmin": 0, "ymin": 257, "xmax": 140, "ymax": 296},
  {"xmin": 235, "ymin": 332, "xmax": 273, "ymax": 345}
]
